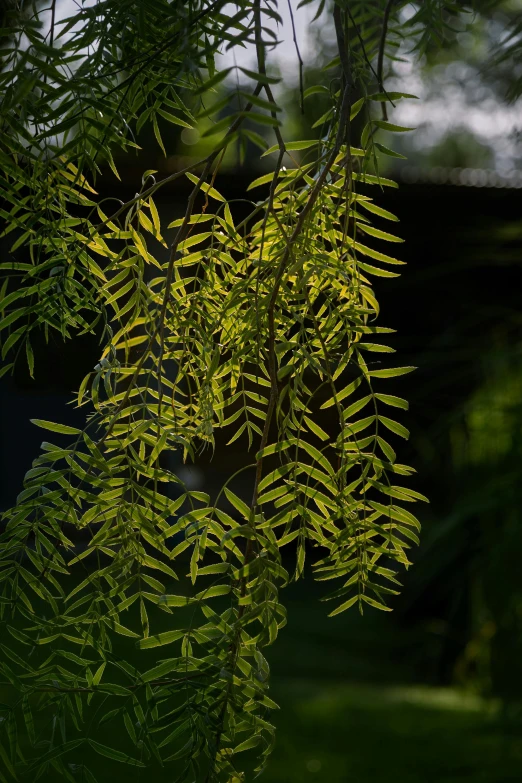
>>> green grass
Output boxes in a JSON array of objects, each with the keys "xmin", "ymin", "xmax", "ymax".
[
  {"xmin": 260, "ymin": 579, "xmax": 522, "ymax": 782},
  {"xmin": 2, "ymin": 571, "xmax": 521, "ymax": 780},
  {"xmin": 265, "ymin": 680, "xmax": 522, "ymax": 783}
]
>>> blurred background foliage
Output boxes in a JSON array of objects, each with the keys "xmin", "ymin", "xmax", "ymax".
[
  {"xmin": 160, "ymin": 0, "xmax": 522, "ymax": 174},
  {"xmin": 1, "ymin": 0, "xmax": 522, "ymax": 779}
]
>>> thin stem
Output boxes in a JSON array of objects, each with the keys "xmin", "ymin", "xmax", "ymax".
[
  {"xmin": 49, "ymin": 0, "xmax": 57, "ymax": 48},
  {"xmin": 205, "ymin": 6, "xmax": 287, "ymax": 776},
  {"xmin": 377, "ymin": 0, "xmax": 396, "ymax": 120},
  {"xmin": 287, "ymin": 0, "xmax": 304, "ymax": 113}
]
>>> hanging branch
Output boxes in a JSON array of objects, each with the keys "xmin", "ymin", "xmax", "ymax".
[
  {"xmin": 0, "ymin": 0, "xmax": 431, "ymax": 780},
  {"xmin": 377, "ymin": 0, "xmax": 396, "ymax": 119},
  {"xmin": 287, "ymin": 0, "xmax": 305, "ymax": 112}
]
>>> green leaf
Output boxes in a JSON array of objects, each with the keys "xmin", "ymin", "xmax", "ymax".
[
  {"xmin": 0, "ymin": 737, "xmax": 17, "ymax": 779},
  {"xmin": 195, "ymin": 584, "xmax": 230, "ymax": 600},
  {"xmin": 369, "ymin": 367, "xmax": 416, "ymax": 379},
  {"xmin": 137, "ymin": 630, "xmax": 185, "ymax": 649},
  {"xmin": 88, "ymin": 739, "xmax": 146, "ymax": 766},
  {"xmin": 185, "ymin": 172, "xmax": 225, "ymax": 202},
  {"xmin": 350, "ymin": 97, "xmax": 365, "ymax": 120},
  {"xmin": 303, "ymin": 416, "xmax": 329, "ymax": 441},
  {"xmin": 304, "ymin": 85, "xmax": 329, "ymax": 98},
  {"xmin": 373, "ymin": 120, "xmax": 415, "ymax": 132},
  {"xmin": 196, "ymin": 562, "xmax": 229, "ymax": 576},
  {"xmin": 374, "ymin": 142, "xmax": 407, "ymax": 160},
  {"xmin": 375, "ymin": 393, "xmax": 409, "ymax": 410},
  {"xmin": 357, "ymin": 199, "xmax": 399, "ymax": 222},
  {"xmin": 30, "ymin": 419, "xmax": 81, "ymax": 435},
  {"xmin": 141, "ymin": 659, "xmax": 181, "ymax": 682},
  {"xmin": 156, "ymin": 109, "xmax": 192, "ymax": 129},
  {"xmin": 377, "ymin": 436, "xmax": 396, "ymax": 463},
  {"xmin": 25, "ymin": 338, "xmax": 34, "ymax": 378},
  {"xmin": 258, "ymin": 485, "xmax": 289, "ymax": 505},
  {"xmin": 360, "ymin": 594, "xmax": 393, "ymax": 611},
  {"xmin": 390, "ymin": 486, "xmax": 429, "ymax": 503},
  {"xmin": 234, "ymin": 735, "xmax": 261, "ymax": 753},
  {"xmin": 367, "ymin": 92, "xmax": 418, "ymax": 102},
  {"xmin": 241, "ymin": 128, "xmax": 269, "ymax": 150},
  {"xmin": 247, "ymin": 172, "xmax": 277, "ymax": 190},
  {"xmin": 238, "ymin": 67, "xmax": 281, "ymax": 85},
  {"xmin": 299, "ymin": 440, "xmax": 334, "ymax": 477},
  {"xmin": 343, "ymin": 394, "xmax": 372, "ymax": 418},
  {"xmin": 224, "ymin": 488, "xmax": 251, "ymax": 519},
  {"xmin": 320, "ymin": 377, "xmax": 363, "ymax": 409},
  {"xmin": 344, "ymin": 414, "xmax": 375, "ymax": 435},
  {"xmin": 226, "ymin": 421, "xmax": 247, "ymax": 445},
  {"xmin": 152, "ymin": 114, "xmax": 166, "ymax": 155},
  {"xmin": 106, "ymin": 621, "xmax": 140, "ymax": 638},
  {"xmin": 257, "ymin": 465, "xmax": 292, "ymax": 493},
  {"xmin": 358, "ymin": 261, "xmax": 400, "ymax": 279},
  {"xmin": 357, "ymin": 343, "xmax": 395, "ymax": 353},
  {"xmin": 0, "ymin": 309, "xmax": 28, "ymax": 332},
  {"xmin": 28, "ymin": 739, "xmax": 84, "ymax": 770},
  {"xmin": 0, "ymin": 363, "xmax": 14, "ymax": 380},
  {"xmin": 354, "ymin": 241, "xmax": 405, "ymax": 265},
  {"xmin": 387, "ymin": 504, "xmax": 421, "ymax": 530},
  {"xmin": 238, "ymin": 90, "xmax": 282, "ymax": 112},
  {"xmin": 358, "ymin": 224, "xmax": 404, "ymax": 243},
  {"xmin": 92, "ymin": 662, "xmax": 106, "ymax": 685},
  {"xmin": 194, "ymin": 67, "xmax": 233, "ymax": 94},
  {"xmin": 156, "ymin": 595, "xmax": 194, "ymax": 607},
  {"xmin": 262, "ymin": 139, "xmax": 318, "ymax": 157},
  {"xmin": 22, "ymin": 695, "xmax": 35, "ymax": 745},
  {"xmin": 352, "ymin": 173, "xmax": 398, "ymax": 188},
  {"xmin": 378, "ymin": 416, "xmax": 410, "ymax": 439},
  {"xmin": 328, "ymin": 595, "xmax": 358, "ymax": 616}
]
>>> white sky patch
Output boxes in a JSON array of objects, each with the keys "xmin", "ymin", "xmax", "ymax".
[{"xmin": 389, "ymin": 56, "xmax": 522, "ymax": 173}]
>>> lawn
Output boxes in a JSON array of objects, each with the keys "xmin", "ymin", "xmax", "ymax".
[
  {"xmin": 2, "ymin": 570, "xmax": 521, "ymax": 781},
  {"xmin": 262, "ymin": 579, "xmax": 522, "ymax": 782},
  {"xmin": 266, "ymin": 680, "xmax": 521, "ymax": 783}
]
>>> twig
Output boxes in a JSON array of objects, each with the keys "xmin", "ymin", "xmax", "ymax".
[
  {"xmin": 344, "ymin": 4, "xmax": 396, "ymax": 114},
  {"xmin": 49, "ymin": 0, "xmax": 57, "ymax": 48},
  {"xmin": 205, "ymin": 6, "xmax": 287, "ymax": 776},
  {"xmin": 377, "ymin": 0, "xmax": 396, "ymax": 120},
  {"xmin": 333, "ymin": 4, "xmax": 351, "ymax": 89},
  {"xmin": 287, "ymin": 0, "xmax": 304, "ymax": 113}
]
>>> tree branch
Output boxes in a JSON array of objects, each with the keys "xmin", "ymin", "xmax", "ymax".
[{"xmin": 377, "ymin": 0, "xmax": 396, "ymax": 120}]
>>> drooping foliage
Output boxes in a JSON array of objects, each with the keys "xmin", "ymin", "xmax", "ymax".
[{"xmin": 0, "ymin": 0, "xmax": 480, "ymax": 780}]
